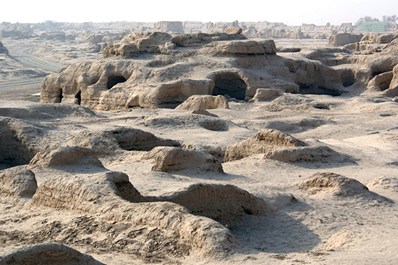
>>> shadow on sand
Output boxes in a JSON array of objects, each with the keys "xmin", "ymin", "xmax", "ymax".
[
  {"xmin": 170, "ymin": 171, "xmax": 249, "ymax": 181},
  {"xmin": 231, "ymin": 202, "xmax": 320, "ymax": 254}
]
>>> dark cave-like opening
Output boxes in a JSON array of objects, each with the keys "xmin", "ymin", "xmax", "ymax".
[
  {"xmin": 107, "ymin": 75, "xmax": 127, "ymax": 89},
  {"xmin": 211, "ymin": 72, "xmax": 247, "ymax": 100},
  {"xmin": 341, "ymin": 69, "xmax": 356, "ymax": 87},
  {"xmin": 57, "ymin": 88, "xmax": 63, "ymax": 103},
  {"xmin": 0, "ymin": 124, "xmax": 34, "ymax": 169},
  {"xmin": 75, "ymin": 90, "xmax": 81, "ymax": 105}
]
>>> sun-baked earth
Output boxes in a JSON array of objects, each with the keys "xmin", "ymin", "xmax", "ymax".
[{"xmin": 1, "ymin": 28, "xmax": 398, "ymax": 265}]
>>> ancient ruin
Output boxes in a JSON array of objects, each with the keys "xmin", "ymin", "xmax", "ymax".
[{"xmin": 1, "ymin": 17, "xmax": 398, "ymax": 265}]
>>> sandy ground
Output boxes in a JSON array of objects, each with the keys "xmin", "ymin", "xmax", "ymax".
[{"xmin": 0, "ymin": 38, "xmax": 398, "ymax": 265}]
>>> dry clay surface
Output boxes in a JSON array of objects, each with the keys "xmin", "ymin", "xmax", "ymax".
[
  {"xmin": 0, "ymin": 93, "xmax": 397, "ymax": 265},
  {"xmin": 1, "ymin": 37, "xmax": 398, "ymax": 265}
]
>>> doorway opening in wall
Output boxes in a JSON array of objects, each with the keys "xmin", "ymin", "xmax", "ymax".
[{"xmin": 211, "ymin": 72, "xmax": 247, "ymax": 100}]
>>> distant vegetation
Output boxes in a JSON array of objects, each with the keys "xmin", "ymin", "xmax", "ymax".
[{"xmin": 355, "ymin": 15, "xmax": 397, "ymax": 32}]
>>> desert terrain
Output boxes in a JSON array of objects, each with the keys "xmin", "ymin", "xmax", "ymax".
[{"xmin": 0, "ymin": 22, "xmax": 398, "ymax": 265}]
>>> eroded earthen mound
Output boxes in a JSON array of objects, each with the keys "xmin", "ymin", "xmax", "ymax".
[
  {"xmin": 66, "ymin": 127, "xmax": 180, "ymax": 157},
  {"xmin": 175, "ymin": 95, "xmax": 229, "ymax": 111},
  {"xmin": 252, "ymin": 88, "xmax": 281, "ymax": 101},
  {"xmin": 262, "ymin": 116, "xmax": 331, "ymax": 133},
  {"xmin": 225, "ymin": 129, "xmax": 306, "ymax": 162},
  {"xmin": 144, "ymin": 146, "xmax": 223, "ymax": 172},
  {"xmin": 0, "ymin": 166, "xmax": 37, "ymax": 200},
  {"xmin": 144, "ymin": 113, "xmax": 229, "ymax": 131},
  {"xmin": 367, "ymin": 176, "xmax": 398, "ymax": 192},
  {"xmin": 31, "ymin": 169, "xmax": 236, "ymax": 258},
  {"xmin": 320, "ymin": 230, "xmax": 356, "ymax": 251},
  {"xmin": 32, "ymin": 171, "xmax": 143, "ymax": 211},
  {"xmin": 299, "ymin": 172, "xmax": 389, "ymax": 201},
  {"xmin": 264, "ymin": 145, "xmax": 344, "ymax": 163},
  {"xmin": 65, "ymin": 130, "xmax": 121, "ymax": 156},
  {"xmin": 154, "ymin": 183, "xmax": 269, "ymax": 227},
  {"xmin": 29, "ymin": 146, "xmax": 104, "ymax": 169},
  {"xmin": 0, "ymin": 243, "xmax": 104, "ymax": 265},
  {"xmin": 0, "ymin": 103, "xmax": 97, "ymax": 120},
  {"xmin": 262, "ymin": 94, "xmax": 338, "ymax": 112},
  {"xmin": 299, "ymin": 172, "xmax": 368, "ymax": 196}
]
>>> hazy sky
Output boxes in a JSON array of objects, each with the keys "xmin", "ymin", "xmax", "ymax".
[{"xmin": 1, "ymin": 0, "xmax": 397, "ymax": 25}]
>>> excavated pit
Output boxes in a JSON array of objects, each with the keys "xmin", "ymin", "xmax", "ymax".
[
  {"xmin": 0, "ymin": 121, "xmax": 35, "ymax": 169},
  {"xmin": 111, "ymin": 127, "xmax": 180, "ymax": 151}
]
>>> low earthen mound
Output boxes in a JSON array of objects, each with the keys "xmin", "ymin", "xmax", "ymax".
[
  {"xmin": 29, "ymin": 146, "xmax": 103, "ymax": 169},
  {"xmin": 367, "ymin": 176, "xmax": 398, "ymax": 192},
  {"xmin": 197, "ymin": 118, "xmax": 229, "ymax": 131},
  {"xmin": 299, "ymin": 172, "xmax": 389, "ymax": 201},
  {"xmin": 186, "ymin": 144, "xmax": 225, "ymax": 162},
  {"xmin": 66, "ymin": 127, "xmax": 180, "ymax": 156},
  {"xmin": 320, "ymin": 230, "xmax": 356, "ymax": 251},
  {"xmin": 0, "ymin": 103, "xmax": 97, "ymax": 120},
  {"xmin": 32, "ymin": 170, "xmax": 236, "ymax": 258},
  {"xmin": 299, "ymin": 172, "xmax": 368, "ymax": 196},
  {"xmin": 262, "ymin": 116, "xmax": 331, "ymax": 133},
  {"xmin": 0, "ymin": 243, "xmax": 104, "ymax": 265},
  {"xmin": 252, "ymin": 88, "xmax": 281, "ymax": 101},
  {"xmin": 175, "ymin": 95, "xmax": 229, "ymax": 111},
  {"xmin": 191, "ymin": 109, "xmax": 219, "ymax": 117},
  {"xmin": 32, "ymin": 171, "xmax": 144, "ymax": 212},
  {"xmin": 0, "ymin": 166, "xmax": 37, "ymax": 200},
  {"xmin": 144, "ymin": 147, "xmax": 223, "ymax": 172},
  {"xmin": 264, "ymin": 145, "xmax": 344, "ymax": 163},
  {"xmin": 154, "ymin": 183, "xmax": 269, "ymax": 227},
  {"xmin": 144, "ymin": 113, "xmax": 229, "ymax": 131},
  {"xmin": 66, "ymin": 130, "xmax": 120, "ymax": 156},
  {"xmin": 225, "ymin": 129, "xmax": 306, "ymax": 162},
  {"xmin": 260, "ymin": 94, "xmax": 322, "ymax": 112}
]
